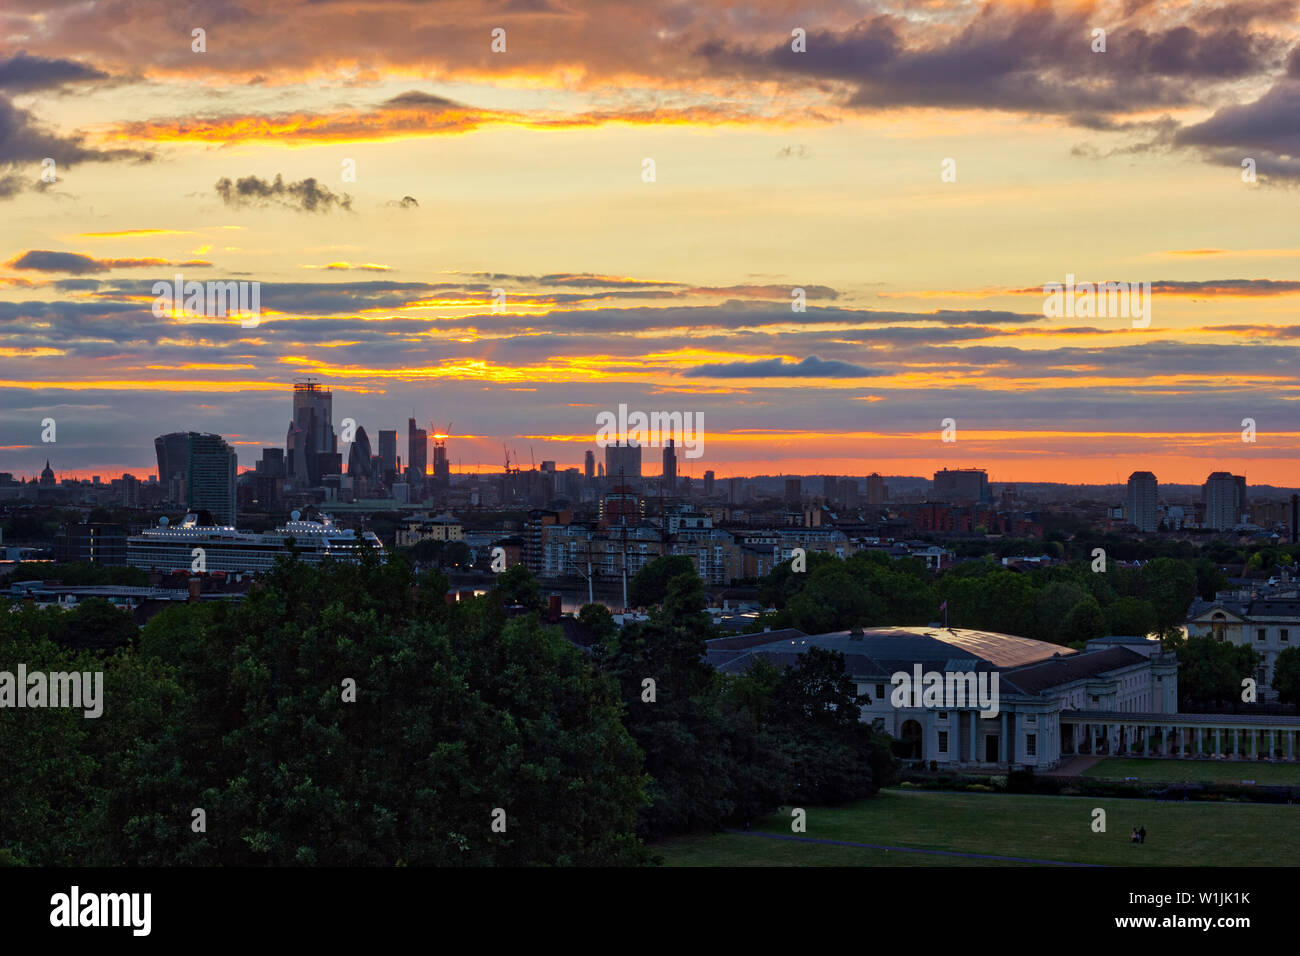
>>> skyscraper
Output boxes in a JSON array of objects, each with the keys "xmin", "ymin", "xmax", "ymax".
[
  {"xmin": 584, "ymin": 449, "xmax": 595, "ymax": 479},
  {"xmin": 432, "ymin": 442, "xmax": 450, "ymax": 489},
  {"xmin": 1203, "ymin": 472, "xmax": 1247, "ymax": 531},
  {"xmin": 155, "ymin": 431, "xmax": 237, "ymax": 523},
  {"xmin": 286, "ymin": 379, "xmax": 339, "ymax": 488},
  {"xmin": 933, "ymin": 468, "xmax": 989, "ymax": 504},
  {"xmin": 154, "ymin": 431, "xmax": 191, "ymax": 503},
  {"xmin": 407, "ymin": 417, "xmax": 428, "ymax": 489},
  {"xmin": 662, "ymin": 439, "xmax": 677, "ymax": 492},
  {"xmin": 377, "ymin": 430, "xmax": 398, "ymax": 481},
  {"xmin": 1126, "ymin": 471, "xmax": 1158, "ymax": 532},
  {"xmin": 605, "ymin": 442, "xmax": 641, "ymax": 482},
  {"xmin": 347, "ymin": 426, "xmax": 374, "ymax": 480},
  {"xmin": 866, "ymin": 472, "xmax": 887, "ymax": 505}
]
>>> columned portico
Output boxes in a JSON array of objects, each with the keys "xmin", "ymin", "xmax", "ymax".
[{"xmin": 1060, "ymin": 712, "xmax": 1300, "ymax": 763}]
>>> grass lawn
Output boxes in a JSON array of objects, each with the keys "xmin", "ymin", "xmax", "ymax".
[
  {"xmin": 656, "ymin": 788, "xmax": 1298, "ymax": 866},
  {"xmin": 1084, "ymin": 757, "xmax": 1300, "ymax": 787}
]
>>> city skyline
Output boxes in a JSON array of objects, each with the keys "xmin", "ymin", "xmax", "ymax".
[{"xmin": 3, "ymin": 2, "xmax": 1299, "ymax": 484}]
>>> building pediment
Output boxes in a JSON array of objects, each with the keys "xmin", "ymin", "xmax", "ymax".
[{"xmin": 1188, "ymin": 605, "xmax": 1247, "ymax": 624}]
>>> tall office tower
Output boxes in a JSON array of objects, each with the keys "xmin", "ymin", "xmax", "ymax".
[
  {"xmin": 605, "ymin": 442, "xmax": 641, "ymax": 482},
  {"xmin": 729, "ymin": 476, "xmax": 741, "ymax": 504},
  {"xmin": 154, "ymin": 432, "xmax": 192, "ymax": 505},
  {"xmin": 785, "ymin": 478, "xmax": 802, "ymax": 506},
  {"xmin": 432, "ymin": 443, "xmax": 450, "ymax": 488},
  {"xmin": 432, "ymin": 435, "xmax": 450, "ymax": 490},
  {"xmin": 155, "ymin": 430, "xmax": 237, "ymax": 523},
  {"xmin": 254, "ymin": 447, "xmax": 285, "ymax": 511},
  {"xmin": 1126, "ymin": 471, "xmax": 1158, "ymax": 532},
  {"xmin": 186, "ymin": 432, "xmax": 238, "ymax": 525},
  {"xmin": 584, "ymin": 449, "xmax": 595, "ymax": 479},
  {"xmin": 1203, "ymin": 472, "xmax": 1247, "ymax": 530},
  {"xmin": 407, "ymin": 417, "xmax": 428, "ymax": 489},
  {"xmin": 256, "ymin": 447, "xmax": 286, "ymax": 477},
  {"xmin": 704, "ymin": 470, "xmax": 715, "ymax": 497},
  {"xmin": 286, "ymin": 379, "xmax": 339, "ymax": 488},
  {"xmin": 598, "ymin": 463, "xmax": 605, "ymax": 478},
  {"xmin": 865, "ymin": 472, "xmax": 887, "ymax": 505},
  {"xmin": 347, "ymin": 426, "xmax": 375, "ymax": 480},
  {"xmin": 121, "ymin": 473, "xmax": 141, "ymax": 508},
  {"xmin": 933, "ymin": 467, "xmax": 989, "ymax": 504},
  {"xmin": 842, "ymin": 477, "xmax": 860, "ymax": 507},
  {"xmin": 662, "ymin": 439, "xmax": 677, "ymax": 492},
  {"xmin": 377, "ymin": 430, "xmax": 398, "ymax": 481}
]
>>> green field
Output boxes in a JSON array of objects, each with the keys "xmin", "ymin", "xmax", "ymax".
[
  {"xmin": 656, "ymin": 789, "xmax": 1299, "ymax": 866},
  {"xmin": 1084, "ymin": 757, "xmax": 1300, "ymax": 786}
]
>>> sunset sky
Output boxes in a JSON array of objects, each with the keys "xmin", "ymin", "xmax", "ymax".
[{"xmin": 2, "ymin": 0, "xmax": 1299, "ymax": 485}]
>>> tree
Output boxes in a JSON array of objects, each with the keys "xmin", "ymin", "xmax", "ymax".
[
  {"xmin": 1176, "ymin": 636, "xmax": 1258, "ymax": 711},
  {"xmin": 439, "ymin": 540, "xmax": 472, "ymax": 569},
  {"xmin": 1105, "ymin": 596, "xmax": 1157, "ymax": 638},
  {"xmin": 578, "ymin": 603, "xmax": 617, "ymax": 645},
  {"xmin": 1032, "ymin": 581, "xmax": 1089, "ymax": 644},
  {"xmin": 54, "ymin": 599, "xmax": 138, "ymax": 653},
  {"xmin": 628, "ymin": 555, "xmax": 698, "ymax": 608},
  {"xmin": 769, "ymin": 647, "xmax": 864, "ymax": 727},
  {"xmin": 1271, "ymin": 646, "xmax": 1300, "ymax": 710},
  {"xmin": 1138, "ymin": 558, "xmax": 1198, "ymax": 637},
  {"xmin": 493, "ymin": 562, "xmax": 542, "ymax": 610},
  {"xmin": 1060, "ymin": 596, "xmax": 1107, "ymax": 645},
  {"xmin": 7, "ymin": 552, "xmax": 652, "ymax": 866}
]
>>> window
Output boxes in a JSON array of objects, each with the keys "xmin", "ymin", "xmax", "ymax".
[
  {"xmin": 1258, "ymin": 628, "xmax": 1267, "ymax": 642},
  {"xmin": 1026, "ymin": 734, "xmax": 1037, "ymax": 757},
  {"xmin": 938, "ymin": 731, "xmax": 948, "ymax": 754},
  {"xmin": 938, "ymin": 711, "xmax": 948, "ymax": 719},
  {"xmin": 876, "ymin": 684, "xmax": 885, "ymax": 699},
  {"xmin": 1283, "ymin": 629, "xmax": 1289, "ymax": 642}
]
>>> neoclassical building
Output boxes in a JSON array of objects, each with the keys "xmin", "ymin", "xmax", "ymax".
[
  {"xmin": 1186, "ymin": 592, "xmax": 1297, "ymax": 697},
  {"xmin": 708, "ymin": 626, "xmax": 1300, "ymax": 768}
]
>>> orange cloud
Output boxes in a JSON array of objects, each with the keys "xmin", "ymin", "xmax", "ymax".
[{"xmin": 106, "ymin": 95, "xmax": 832, "ymax": 146}]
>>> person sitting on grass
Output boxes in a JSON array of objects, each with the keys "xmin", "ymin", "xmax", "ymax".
[{"xmin": 1131, "ymin": 827, "xmax": 1140, "ymax": 844}]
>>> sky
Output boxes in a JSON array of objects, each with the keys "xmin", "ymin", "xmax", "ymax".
[{"xmin": 2, "ymin": 0, "xmax": 1299, "ymax": 486}]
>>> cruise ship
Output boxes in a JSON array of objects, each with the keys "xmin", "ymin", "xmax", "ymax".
[{"xmin": 127, "ymin": 512, "xmax": 384, "ymax": 573}]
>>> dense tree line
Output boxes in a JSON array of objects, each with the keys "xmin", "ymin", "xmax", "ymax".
[
  {"xmin": 758, "ymin": 551, "xmax": 1206, "ymax": 647},
  {"xmin": 1, "ymin": 553, "xmax": 894, "ymax": 865}
]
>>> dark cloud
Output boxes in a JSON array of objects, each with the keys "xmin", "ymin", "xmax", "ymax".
[
  {"xmin": 0, "ymin": 52, "xmax": 109, "ymax": 93},
  {"xmin": 381, "ymin": 91, "xmax": 463, "ymax": 111},
  {"xmin": 1174, "ymin": 80, "xmax": 1300, "ymax": 180},
  {"xmin": 684, "ymin": 355, "xmax": 882, "ymax": 379},
  {"xmin": 0, "ymin": 96, "xmax": 152, "ymax": 200},
  {"xmin": 7, "ymin": 250, "xmax": 106, "ymax": 274},
  {"xmin": 214, "ymin": 173, "xmax": 353, "ymax": 213},
  {"xmin": 6, "ymin": 251, "xmax": 212, "ymax": 273},
  {"xmin": 702, "ymin": 7, "xmax": 1284, "ymax": 119}
]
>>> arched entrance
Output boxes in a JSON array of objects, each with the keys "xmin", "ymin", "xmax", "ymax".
[{"xmin": 896, "ymin": 719, "xmax": 923, "ymax": 760}]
